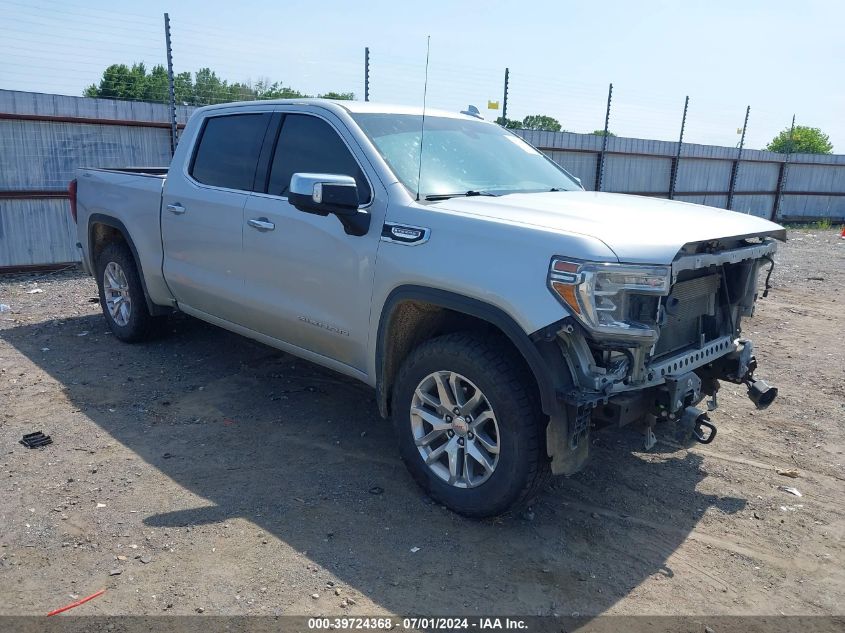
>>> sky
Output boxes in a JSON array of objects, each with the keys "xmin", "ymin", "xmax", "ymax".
[{"xmin": 2, "ymin": 0, "xmax": 843, "ymax": 151}]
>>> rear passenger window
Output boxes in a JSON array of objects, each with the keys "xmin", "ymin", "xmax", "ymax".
[
  {"xmin": 267, "ymin": 114, "xmax": 371, "ymax": 204},
  {"xmin": 190, "ymin": 114, "xmax": 270, "ymax": 191}
]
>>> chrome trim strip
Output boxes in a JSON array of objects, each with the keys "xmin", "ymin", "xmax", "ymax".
[
  {"xmin": 182, "ymin": 108, "xmax": 376, "ymax": 210},
  {"xmin": 380, "ymin": 222, "xmax": 431, "ymax": 246}
]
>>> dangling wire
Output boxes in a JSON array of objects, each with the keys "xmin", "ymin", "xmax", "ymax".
[{"xmin": 762, "ymin": 255, "xmax": 775, "ymax": 297}]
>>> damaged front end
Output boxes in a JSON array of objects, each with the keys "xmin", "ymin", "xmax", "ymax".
[{"xmin": 543, "ymin": 236, "xmax": 780, "ymax": 475}]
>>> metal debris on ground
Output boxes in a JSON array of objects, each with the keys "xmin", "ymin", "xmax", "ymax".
[
  {"xmin": 410, "ymin": 546, "xmax": 420, "ymax": 553},
  {"xmin": 644, "ymin": 427, "xmax": 657, "ymax": 450},
  {"xmin": 20, "ymin": 431, "xmax": 53, "ymax": 448},
  {"xmin": 26, "ymin": 288, "xmax": 44, "ymax": 294},
  {"xmin": 778, "ymin": 485, "xmax": 803, "ymax": 497}
]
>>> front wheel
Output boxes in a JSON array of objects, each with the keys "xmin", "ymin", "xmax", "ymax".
[{"xmin": 391, "ymin": 332, "xmax": 550, "ymax": 517}]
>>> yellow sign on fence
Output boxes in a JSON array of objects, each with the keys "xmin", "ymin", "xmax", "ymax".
[{"xmin": 487, "ymin": 100, "xmax": 500, "ymax": 110}]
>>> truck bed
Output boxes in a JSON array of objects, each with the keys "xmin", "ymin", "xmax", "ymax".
[{"xmin": 76, "ymin": 167, "xmax": 173, "ymax": 307}]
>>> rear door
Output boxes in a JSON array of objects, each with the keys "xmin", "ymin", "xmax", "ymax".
[
  {"xmin": 239, "ymin": 109, "xmax": 386, "ymax": 372},
  {"xmin": 161, "ymin": 109, "xmax": 272, "ymax": 324}
]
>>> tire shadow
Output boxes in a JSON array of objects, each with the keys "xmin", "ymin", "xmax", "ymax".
[{"xmin": 3, "ymin": 311, "xmax": 746, "ymax": 616}]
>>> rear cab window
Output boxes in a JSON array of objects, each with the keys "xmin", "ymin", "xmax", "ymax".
[{"xmin": 190, "ymin": 113, "xmax": 271, "ymax": 191}]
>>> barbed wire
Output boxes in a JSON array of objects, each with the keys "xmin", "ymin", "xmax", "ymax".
[{"xmin": 0, "ymin": 1, "xmax": 810, "ymax": 152}]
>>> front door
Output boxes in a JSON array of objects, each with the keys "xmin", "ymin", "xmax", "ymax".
[{"xmin": 240, "ymin": 111, "xmax": 384, "ymax": 372}]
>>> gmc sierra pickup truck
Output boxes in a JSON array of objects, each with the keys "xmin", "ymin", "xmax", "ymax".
[{"xmin": 71, "ymin": 99, "xmax": 784, "ymax": 517}]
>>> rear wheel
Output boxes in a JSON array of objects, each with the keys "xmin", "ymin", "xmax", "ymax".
[
  {"xmin": 392, "ymin": 332, "xmax": 550, "ymax": 517},
  {"xmin": 95, "ymin": 242, "xmax": 166, "ymax": 342}
]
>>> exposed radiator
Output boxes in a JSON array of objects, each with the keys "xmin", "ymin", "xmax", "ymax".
[{"xmin": 654, "ymin": 274, "xmax": 720, "ymax": 357}]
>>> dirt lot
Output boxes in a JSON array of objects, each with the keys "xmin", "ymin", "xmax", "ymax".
[{"xmin": 0, "ymin": 229, "xmax": 843, "ymax": 619}]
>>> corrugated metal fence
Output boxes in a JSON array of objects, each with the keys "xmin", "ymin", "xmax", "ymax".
[
  {"xmin": 517, "ymin": 130, "xmax": 845, "ymax": 220},
  {"xmin": 0, "ymin": 90, "xmax": 193, "ymax": 268},
  {"xmin": 1, "ymin": 89, "xmax": 843, "ymax": 268}
]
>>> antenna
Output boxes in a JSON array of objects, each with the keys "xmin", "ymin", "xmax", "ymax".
[{"xmin": 415, "ymin": 35, "xmax": 431, "ymax": 202}]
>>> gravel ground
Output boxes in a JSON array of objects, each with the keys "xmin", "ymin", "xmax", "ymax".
[{"xmin": 0, "ymin": 229, "xmax": 843, "ymax": 618}]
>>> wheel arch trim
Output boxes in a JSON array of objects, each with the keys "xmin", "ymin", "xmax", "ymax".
[
  {"xmin": 87, "ymin": 213, "xmax": 163, "ymax": 315},
  {"xmin": 375, "ymin": 285, "xmax": 562, "ymax": 419}
]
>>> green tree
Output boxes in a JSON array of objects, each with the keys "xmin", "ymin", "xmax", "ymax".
[
  {"xmin": 592, "ymin": 129, "xmax": 616, "ymax": 137},
  {"xmin": 83, "ymin": 63, "xmax": 354, "ymax": 106},
  {"xmin": 319, "ymin": 91, "xmax": 355, "ymax": 100},
  {"xmin": 256, "ymin": 81, "xmax": 308, "ymax": 100},
  {"xmin": 84, "ymin": 63, "xmax": 133, "ymax": 99},
  {"xmin": 495, "ymin": 116, "xmax": 522, "ymax": 129},
  {"xmin": 767, "ymin": 125, "xmax": 833, "ymax": 154},
  {"xmin": 173, "ymin": 71, "xmax": 194, "ymax": 104},
  {"xmin": 521, "ymin": 114, "xmax": 562, "ymax": 132},
  {"xmin": 142, "ymin": 64, "xmax": 169, "ymax": 102},
  {"xmin": 193, "ymin": 68, "xmax": 228, "ymax": 104}
]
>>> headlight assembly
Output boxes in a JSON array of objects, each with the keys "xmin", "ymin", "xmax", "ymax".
[{"xmin": 548, "ymin": 258, "xmax": 670, "ymax": 340}]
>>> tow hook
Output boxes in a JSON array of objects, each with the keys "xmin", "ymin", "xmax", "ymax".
[
  {"xmin": 677, "ymin": 406, "xmax": 717, "ymax": 445},
  {"xmin": 745, "ymin": 378, "xmax": 778, "ymax": 410},
  {"xmin": 691, "ymin": 415, "xmax": 717, "ymax": 444}
]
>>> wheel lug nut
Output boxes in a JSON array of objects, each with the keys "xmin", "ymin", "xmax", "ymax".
[
  {"xmin": 458, "ymin": 438, "xmax": 464, "ymax": 446},
  {"xmin": 445, "ymin": 416, "xmax": 452, "ymax": 423},
  {"xmin": 447, "ymin": 430, "xmax": 454, "ymax": 437},
  {"xmin": 468, "ymin": 432, "xmax": 474, "ymax": 439},
  {"xmin": 453, "ymin": 407, "xmax": 460, "ymax": 415}
]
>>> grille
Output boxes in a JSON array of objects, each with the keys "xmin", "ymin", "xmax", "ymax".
[{"xmin": 654, "ymin": 274, "xmax": 720, "ymax": 357}]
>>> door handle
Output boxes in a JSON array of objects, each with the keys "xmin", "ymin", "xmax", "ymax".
[
  {"xmin": 247, "ymin": 217, "xmax": 275, "ymax": 232},
  {"xmin": 166, "ymin": 202, "xmax": 186, "ymax": 215}
]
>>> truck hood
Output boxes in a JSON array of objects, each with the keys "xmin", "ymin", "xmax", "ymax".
[{"xmin": 432, "ymin": 191, "xmax": 786, "ymax": 263}]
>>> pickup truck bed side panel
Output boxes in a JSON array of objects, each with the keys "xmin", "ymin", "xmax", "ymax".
[{"xmin": 77, "ymin": 170, "xmax": 175, "ymax": 308}]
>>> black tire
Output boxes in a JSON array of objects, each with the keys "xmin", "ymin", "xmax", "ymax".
[
  {"xmin": 391, "ymin": 332, "xmax": 550, "ymax": 517},
  {"xmin": 95, "ymin": 241, "xmax": 167, "ymax": 342}
]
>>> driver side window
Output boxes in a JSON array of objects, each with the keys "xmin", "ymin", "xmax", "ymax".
[{"xmin": 267, "ymin": 114, "xmax": 371, "ymax": 204}]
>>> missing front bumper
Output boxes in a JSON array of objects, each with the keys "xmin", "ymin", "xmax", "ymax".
[{"xmin": 546, "ymin": 338, "xmax": 778, "ymax": 475}]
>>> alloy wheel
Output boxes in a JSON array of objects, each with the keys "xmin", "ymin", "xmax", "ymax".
[
  {"xmin": 410, "ymin": 371, "xmax": 500, "ymax": 488},
  {"xmin": 103, "ymin": 261, "xmax": 132, "ymax": 327}
]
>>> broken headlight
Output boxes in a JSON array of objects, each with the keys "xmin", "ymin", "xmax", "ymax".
[{"xmin": 548, "ymin": 258, "xmax": 670, "ymax": 341}]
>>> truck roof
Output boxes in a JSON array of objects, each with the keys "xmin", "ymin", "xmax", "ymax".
[{"xmin": 197, "ymin": 98, "xmax": 485, "ymax": 121}]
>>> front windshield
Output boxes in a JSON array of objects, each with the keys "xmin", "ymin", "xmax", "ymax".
[{"xmin": 350, "ymin": 113, "xmax": 582, "ymax": 199}]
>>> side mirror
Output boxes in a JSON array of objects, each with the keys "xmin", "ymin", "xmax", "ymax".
[{"xmin": 288, "ymin": 173, "xmax": 370, "ymax": 236}]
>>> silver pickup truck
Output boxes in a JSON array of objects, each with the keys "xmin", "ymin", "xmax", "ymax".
[{"xmin": 71, "ymin": 99, "xmax": 785, "ymax": 517}]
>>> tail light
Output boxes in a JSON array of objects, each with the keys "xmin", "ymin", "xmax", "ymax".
[{"xmin": 68, "ymin": 178, "xmax": 78, "ymax": 223}]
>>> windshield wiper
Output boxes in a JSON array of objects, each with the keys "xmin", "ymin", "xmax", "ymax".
[{"xmin": 424, "ymin": 190, "xmax": 499, "ymax": 201}]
